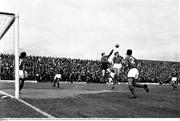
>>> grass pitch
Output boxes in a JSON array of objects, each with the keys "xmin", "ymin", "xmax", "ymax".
[{"xmin": 0, "ymin": 81, "xmax": 179, "ymax": 118}]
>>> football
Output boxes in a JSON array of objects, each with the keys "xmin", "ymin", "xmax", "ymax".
[{"xmin": 115, "ymin": 44, "xmax": 119, "ymax": 48}]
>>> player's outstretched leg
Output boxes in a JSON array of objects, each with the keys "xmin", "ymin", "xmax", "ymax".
[
  {"xmin": 144, "ymin": 84, "xmax": 149, "ymax": 93},
  {"xmin": 128, "ymin": 78, "xmax": 137, "ymax": 99},
  {"xmin": 132, "ymin": 81, "xmax": 149, "ymax": 93}
]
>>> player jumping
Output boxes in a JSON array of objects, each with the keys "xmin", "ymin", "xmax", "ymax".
[
  {"xmin": 124, "ymin": 49, "xmax": 149, "ymax": 99},
  {"xmin": 19, "ymin": 52, "xmax": 28, "ymax": 94},
  {"xmin": 112, "ymin": 51, "xmax": 124, "ymax": 86},
  {"xmin": 101, "ymin": 49, "xmax": 114, "ymax": 83}
]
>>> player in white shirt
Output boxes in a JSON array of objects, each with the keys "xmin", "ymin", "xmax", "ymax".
[
  {"xmin": 107, "ymin": 68, "xmax": 115, "ymax": 88},
  {"xmin": 53, "ymin": 73, "xmax": 62, "ymax": 88}
]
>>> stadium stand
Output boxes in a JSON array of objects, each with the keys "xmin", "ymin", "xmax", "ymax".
[{"xmin": 0, "ymin": 53, "xmax": 179, "ymax": 83}]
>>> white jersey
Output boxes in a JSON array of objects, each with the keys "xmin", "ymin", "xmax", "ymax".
[{"xmin": 54, "ymin": 74, "xmax": 62, "ymax": 80}]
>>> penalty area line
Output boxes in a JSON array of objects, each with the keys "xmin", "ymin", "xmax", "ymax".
[{"xmin": 0, "ymin": 90, "xmax": 55, "ymax": 118}]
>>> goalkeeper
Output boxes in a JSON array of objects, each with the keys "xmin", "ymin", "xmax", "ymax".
[{"xmin": 19, "ymin": 52, "xmax": 28, "ymax": 94}]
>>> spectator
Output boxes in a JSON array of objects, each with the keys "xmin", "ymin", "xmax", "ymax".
[{"xmin": 0, "ymin": 53, "xmax": 179, "ymax": 83}]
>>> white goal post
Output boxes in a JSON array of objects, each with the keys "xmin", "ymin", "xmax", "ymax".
[
  {"xmin": 15, "ymin": 14, "xmax": 19, "ymax": 99},
  {"xmin": 0, "ymin": 12, "xmax": 20, "ymax": 99}
]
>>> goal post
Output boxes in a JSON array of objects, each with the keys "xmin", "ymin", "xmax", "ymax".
[
  {"xmin": 0, "ymin": 12, "xmax": 20, "ymax": 99},
  {"xmin": 15, "ymin": 14, "xmax": 19, "ymax": 99}
]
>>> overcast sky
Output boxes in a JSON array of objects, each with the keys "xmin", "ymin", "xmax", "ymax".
[{"xmin": 0, "ymin": 0, "xmax": 179, "ymax": 62}]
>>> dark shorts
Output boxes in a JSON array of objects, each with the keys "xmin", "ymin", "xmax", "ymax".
[
  {"xmin": 101, "ymin": 63, "xmax": 109, "ymax": 70},
  {"xmin": 55, "ymin": 78, "xmax": 61, "ymax": 82}
]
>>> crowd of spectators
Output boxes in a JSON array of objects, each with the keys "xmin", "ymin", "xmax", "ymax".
[
  {"xmin": 0, "ymin": 53, "xmax": 179, "ymax": 83},
  {"xmin": 138, "ymin": 60, "xmax": 180, "ymax": 83}
]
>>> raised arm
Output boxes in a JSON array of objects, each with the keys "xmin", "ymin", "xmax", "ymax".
[{"xmin": 107, "ymin": 49, "xmax": 114, "ymax": 59}]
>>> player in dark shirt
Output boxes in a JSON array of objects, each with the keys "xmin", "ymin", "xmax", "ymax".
[
  {"xmin": 101, "ymin": 49, "xmax": 113, "ymax": 82},
  {"xmin": 124, "ymin": 49, "xmax": 149, "ymax": 99},
  {"xmin": 112, "ymin": 52, "xmax": 123, "ymax": 85}
]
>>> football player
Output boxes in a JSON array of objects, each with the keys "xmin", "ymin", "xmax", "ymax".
[
  {"xmin": 101, "ymin": 49, "xmax": 114, "ymax": 83},
  {"xmin": 112, "ymin": 51, "xmax": 124, "ymax": 85},
  {"xmin": 170, "ymin": 70, "xmax": 178, "ymax": 90},
  {"xmin": 106, "ymin": 68, "xmax": 115, "ymax": 88},
  {"xmin": 19, "ymin": 52, "xmax": 28, "ymax": 94},
  {"xmin": 53, "ymin": 73, "xmax": 62, "ymax": 88},
  {"xmin": 124, "ymin": 49, "xmax": 149, "ymax": 99}
]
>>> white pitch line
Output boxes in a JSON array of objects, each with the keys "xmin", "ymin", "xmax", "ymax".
[
  {"xmin": 102, "ymin": 90, "xmax": 129, "ymax": 92},
  {"xmin": 0, "ymin": 80, "xmax": 37, "ymax": 83},
  {"xmin": 0, "ymin": 90, "xmax": 55, "ymax": 118}
]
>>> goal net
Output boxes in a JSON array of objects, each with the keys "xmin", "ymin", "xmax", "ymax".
[
  {"xmin": 0, "ymin": 12, "xmax": 20, "ymax": 99},
  {"xmin": 0, "ymin": 12, "xmax": 15, "ymax": 40}
]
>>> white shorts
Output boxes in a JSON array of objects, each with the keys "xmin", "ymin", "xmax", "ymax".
[
  {"xmin": 113, "ymin": 63, "xmax": 122, "ymax": 69},
  {"xmin": 108, "ymin": 78, "xmax": 113, "ymax": 83},
  {"xmin": 171, "ymin": 77, "xmax": 177, "ymax": 83},
  {"xmin": 110, "ymin": 72, "xmax": 115, "ymax": 78},
  {"xmin": 19, "ymin": 70, "xmax": 28, "ymax": 79},
  {"xmin": 127, "ymin": 68, "xmax": 139, "ymax": 79}
]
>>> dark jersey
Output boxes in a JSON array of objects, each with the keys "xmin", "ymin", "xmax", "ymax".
[
  {"xmin": 101, "ymin": 49, "xmax": 113, "ymax": 64},
  {"xmin": 19, "ymin": 59, "xmax": 24, "ymax": 70},
  {"xmin": 101, "ymin": 50, "xmax": 113, "ymax": 70},
  {"xmin": 125, "ymin": 55, "xmax": 138, "ymax": 69},
  {"xmin": 172, "ymin": 72, "xmax": 177, "ymax": 77},
  {"xmin": 19, "ymin": 58, "xmax": 27, "ymax": 70},
  {"xmin": 112, "ymin": 56, "xmax": 123, "ymax": 64}
]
